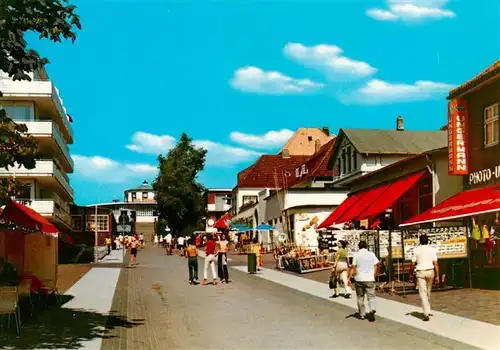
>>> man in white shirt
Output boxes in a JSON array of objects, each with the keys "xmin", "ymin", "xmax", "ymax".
[
  {"xmin": 177, "ymin": 236, "xmax": 185, "ymax": 255},
  {"xmin": 165, "ymin": 233, "xmax": 173, "ymax": 255},
  {"xmin": 349, "ymin": 241, "xmax": 379, "ymax": 322},
  {"xmin": 410, "ymin": 234, "xmax": 439, "ymax": 322}
]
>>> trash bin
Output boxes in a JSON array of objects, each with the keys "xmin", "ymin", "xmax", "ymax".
[{"xmin": 248, "ymin": 253, "xmax": 257, "ymax": 274}]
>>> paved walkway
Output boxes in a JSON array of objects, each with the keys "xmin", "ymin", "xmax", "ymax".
[
  {"xmin": 99, "ymin": 247, "xmax": 475, "ymax": 349},
  {"xmin": 232, "ymin": 265, "xmax": 500, "ymax": 350}
]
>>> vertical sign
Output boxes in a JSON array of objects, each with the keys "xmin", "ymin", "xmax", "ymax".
[{"xmin": 448, "ymin": 99, "xmax": 469, "ymax": 175}]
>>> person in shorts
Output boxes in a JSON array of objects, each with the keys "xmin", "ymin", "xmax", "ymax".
[{"xmin": 129, "ymin": 238, "xmax": 140, "ymax": 266}]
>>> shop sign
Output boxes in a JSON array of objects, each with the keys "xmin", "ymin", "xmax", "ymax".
[
  {"xmin": 448, "ymin": 99, "xmax": 469, "ymax": 175},
  {"xmin": 469, "ymin": 165, "xmax": 500, "ymax": 185}
]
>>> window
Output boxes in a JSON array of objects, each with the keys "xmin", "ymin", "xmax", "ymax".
[
  {"xmin": 142, "ymin": 191, "xmax": 148, "ymax": 199},
  {"xmin": 341, "ymin": 150, "xmax": 346, "ymax": 175},
  {"xmin": 295, "ymin": 168, "xmax": 300, "ymax": 177},
  {"xmin": 352, "ymin": 150, "xmax": 358, "ymax": 170},
  {"xmin": 71, "ymin": 216, "xmax": 83, "ymax": 231},
  {"xmin": 335, "ymin": 159, "xmax": 341, "ymax": 176},
  {"xmin": 347, "ymin": 147, "xmax": 352, "ymax": 173},
  {"xmin": 484, "ymin": 103, "xmax": 499, "ymax": 147},
  {"xmin": 301, "ymin": 164, "xmax": 307, "ymax": 174},
  {"xmin": 131, "ymin": 192, "xmax": 136, "ymax": 200},
  {"xmin": 242, "ymin": 195, "xmax": 257, "ymax": 205},
  {"xmin": 86, "ymin": 215, "xmax": 109, "ymax": 232},
  {"xmin": 0, "ymin": 105, "xmax": 32, "ymax": 121}
]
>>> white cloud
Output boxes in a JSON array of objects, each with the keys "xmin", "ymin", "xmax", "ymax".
[
  {"xmin": 367, "ymin": 0, "xmax": 456, "ymax": 22},
  {"xmin": 230, "ymin": 66, "xmax": 324, "ymax": 95},
  {"xmin": 126, "ymin": 131, "xmax": 262, "ymax": 167},
  {"xmin": 230, "ymin": 129, "xmax": 294, "ymax": 149},
  {"xmin": 342, "ymin": 79, "xmax": 454, "ymax": 105},
  {"xmin": 72, "ymin": 155, "xmax": 157, "ymax": 183},
  {"xmin": 125, "ymin": 131, "xmax": 176, "ymax": 154},
  {"xmin": 193, "ymin": 140, "xmax": 262, "ymax": 166},
  {"xmin": 283, "ymin": 43, "xmax": 377, "ymax": 80}
]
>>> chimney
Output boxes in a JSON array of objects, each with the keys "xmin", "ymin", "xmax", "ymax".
[
  {"xmin": 315, "ymin": 139, "xmax": 321, "ymax": 153},
  {"xmin": 396, "ymin": 116, "xmax": 404, "ymax": 131},
  {"xmin": 282, "ymin": 149, "xmax": 290, "ymax": 158},
  {"xmin": 322, "ymin": 126, "xmax": 330, "ymax": 136}
]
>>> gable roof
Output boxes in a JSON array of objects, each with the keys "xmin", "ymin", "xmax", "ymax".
[
  {"xmin": 448, "ymin": 60, "xmax": 500, "ymax": 99},
  {"xmin": 295, "ymin": 138, "xmax": 336, "ymax": 185},
  {"xmin": 126, "ymin": 181, "xmax": 154, "ymax": 192},
  {"xmin": 237, "ymin": 155, "xmax": 310, "ymax": 189},
  {"xmin": 338, "ymin": 128, "xmax": 447, "ymax": 155},
  {"xmin": 280, "ymin": 128, "xmax": 334, "ymax": 156}
]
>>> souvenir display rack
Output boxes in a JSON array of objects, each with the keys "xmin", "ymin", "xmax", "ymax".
[{"xmin": 282, "ymin": 248, "xmax": 335, "ymax": 274}]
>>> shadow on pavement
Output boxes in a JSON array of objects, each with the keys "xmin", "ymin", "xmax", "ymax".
[{"xmin": 0, "ymin": 295, "xmax": 144, "ymax": 349}]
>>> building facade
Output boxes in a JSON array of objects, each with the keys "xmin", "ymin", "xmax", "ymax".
[
  {"xmin": 70, "ymin": 205, "xmax": 116, "ymax": 246},
  {"xmin": 447, "ymin": 60, "xmax": 500, "ymax": 288},
  {"xmin": 328, "ymin": 121, "xmax": 447, "ymax": 187},
  {"xmin": 205, "ymin": 188, "xmax": 232, "ymax": 233},
  {"xmin": 0, "ymin": 68, "xmax": 74, "ymax": 231}
]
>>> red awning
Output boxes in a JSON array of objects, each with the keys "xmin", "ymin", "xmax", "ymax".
[
  {"xmin": 335, "ymin": 183, "xmax": 392, "ymax": 225},
  {"xmin": 213, "ymin": 213, "xmax": 231, "ymax": 229},
  {"xmin": 0, "ymin": 200, "xmax": 59, "ymax": 234},
  {"xmin": 400, "ymin": 184, "xmax": 500, "ymax": 227},
  {"xmin": 317, "ymin": 192, "xmax": 365, "ymax": 229},
  {"xmin": 358, "ymin": 170, "xmax": 427, "ymax": 221}
]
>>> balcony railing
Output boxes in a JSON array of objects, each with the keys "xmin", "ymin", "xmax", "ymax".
[
  {"xmin": 19, "ymin": 120, "xmax": 73, "ymax": 170},
  {"xmin": 0, "ymin": 159, "xmax": 73, "ymax": 198},
  {"xmin": 14, "ymin": 193, "xmax": 71, "ymax": 227}
]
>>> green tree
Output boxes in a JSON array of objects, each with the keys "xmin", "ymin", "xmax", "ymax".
[
  {"xmin": 153, "ymin": 133, "xmax": 208, "ymax": 236},
  {"xmin": 0, "ymin": 0, "xmax": 81, "ymax": 204}
]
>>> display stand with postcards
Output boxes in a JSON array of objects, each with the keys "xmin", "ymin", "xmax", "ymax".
[{"xmin": 281, "ymin": 247, "xmax": 335, "ymax": 274}]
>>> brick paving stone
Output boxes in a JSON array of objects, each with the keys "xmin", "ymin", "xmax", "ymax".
[{"xmin": 273, "ymin": 266, "xmax": 500, "ymax": 326}]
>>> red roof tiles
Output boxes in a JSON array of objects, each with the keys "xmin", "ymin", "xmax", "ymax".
[
  {"xmin": 295, "ymin": 138, "xmax": 336, "ymax": 185},
  {"xmin": 237, "ymin": 155, "xmax": 309, "ymax": 189}
]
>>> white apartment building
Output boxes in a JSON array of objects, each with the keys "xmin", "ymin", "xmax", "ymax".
[{"xmin": 0, "ymin": 68, "xmax": 74, "ymax": 230}]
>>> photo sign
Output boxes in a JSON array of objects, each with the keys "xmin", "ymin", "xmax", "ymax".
[
  {"xmin": 400, "ymin": 226, "xmax": 468, "ymax": 260},
  {"xmin": 448, "ymin": 99, "xmax": 469, "ymax": 175},
  {"xmin": 335, "ymin": 230, "xmax": 377, "ymax": 257}
]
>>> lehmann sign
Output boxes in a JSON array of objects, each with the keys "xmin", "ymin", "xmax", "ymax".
[{"xmin": 447, "ymin": 99, "xmax": 469, "ymax": 175}]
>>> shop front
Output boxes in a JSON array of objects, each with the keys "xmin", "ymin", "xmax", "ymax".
[{"xmin": 402, "ymin": 62, "xmax": 500, "ymax": 289}]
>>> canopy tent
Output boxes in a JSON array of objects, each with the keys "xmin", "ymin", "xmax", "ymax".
[
  {"xmin": 317, "ymin": 192, "xmax": 365, "ymax": 229},
  {"xmin": 0, "ymin": 200, "xmax": 59, "ymax": 289},
  {"xmin": 400, "ymin": 184, "xmax": 500, "ymax": 227},
  {"xmin": 255, "ymin": 224, "xmax": 275, "ymax": 230},
  {"xmin": 1, "ymin": 200, "xmax": 59, "ymax": 234},
  {"xmin": 213, "ymin": 213, "xmax": 231, "ymax": 230}
]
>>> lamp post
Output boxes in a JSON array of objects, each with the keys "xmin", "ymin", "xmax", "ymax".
[{"xmin": 94, "ymin": 203, "xmax": 98, "ymax": 264}]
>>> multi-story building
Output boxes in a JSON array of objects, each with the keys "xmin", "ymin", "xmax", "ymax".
[
  {"xmin": 0, "ymin": 68, "xmax": 74, "ymax": 230},
  {"xmin": 87, "ymin": 181, "xmax": 158, "ymax": 241},
  {"xmin": 328, "ymin": 117, "xmax": 447, "ymax": 187},
  {"xmin": 205, "ymin": 189, "xmax": 232, "ymax": 233}
]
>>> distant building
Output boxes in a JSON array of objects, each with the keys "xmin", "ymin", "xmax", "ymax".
[
  {"xmin": 205, "ymin": 189, "xmax": 232, "ymax": 232},
  {"xmin": 279, "ymin": 127, "xmax": 334, "ymax": 156},
  {"xmin": 84, "ymin": 181, "xmax": 158, "ymax": 241}
]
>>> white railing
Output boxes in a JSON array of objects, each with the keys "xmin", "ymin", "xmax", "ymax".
[
  {"xmin": 0, "ymin": 160, "xmax": 74, "ymax": 198},
  {"xmin": 51, "ymin": 84, "xmax": 73, "ymax": 138},
  {"xmin": 18, "ymin": 121, "xmax": 73, "ymax": 170},
  {"xmin": 15, "ymin": 194, "xmax": 71, "ymax": 227}
]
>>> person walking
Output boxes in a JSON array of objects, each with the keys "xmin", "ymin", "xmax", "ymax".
[
  {"xmin": 105, "ymin": 236, "xmax": 112, "ymax": 255},
  {"xmin": 166, "ymin": 232, "xmax": 173, "ymax": 255},
  {"xmin": 129, "ymin": 238, "xmax": 140, "ymax": 266},
  {"xmin": 217, "ymin": 234, "xmax": 230, "ymax": 283},
  {"xmin": 331, "ymin": 240, "xmax": 352, "ymax": 299},
  {"xmin": 139, "ymin": 232, "xmax": 145, "ymax": 246},
  {"xmin": 349, "ymin": 241, "xmax": 379, "ymax": 322},
  {"xmin": 185, "ymin": 239, "xmax": 199, "ymax": 284},
  {"xmin": 203, "ymin": 234, "xmax": 218, "ymax": 285},
  {"xmin": 410, "ymin": 235, "xmax": 439, "ymax": 322},
  {"xmin": 177, "ymin": 235, "xmax": 185, "ymax": 255}
]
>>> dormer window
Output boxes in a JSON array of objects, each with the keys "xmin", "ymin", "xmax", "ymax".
[
  {"xmin": 301, "ymin": 164, "xmax": 307, "ymax": 174},
  {"xmin": 295, "ymin": 168, "xmax": 300, "ymax": 177}
]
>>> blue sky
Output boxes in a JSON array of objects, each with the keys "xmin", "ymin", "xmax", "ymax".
[{"xmin": 28, "ymin": 0, "xmax": 499, "ymax": 205}]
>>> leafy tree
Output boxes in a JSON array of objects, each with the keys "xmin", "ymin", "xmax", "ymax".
[
  {"xmin": 0, "ymin": 0, "xmax": 80, "ymax": 204},
  {"xmin": 153, "ymin": 133, "xmax": 208, "ymax": 236},
  {"xmin": 0, "ymin": 0, "xmax": 81, "ymax": 86}
]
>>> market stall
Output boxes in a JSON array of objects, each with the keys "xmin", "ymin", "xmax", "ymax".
[
  {"xmin": 280, "ymin": 244, "xmax": 334, "ymax": 274},
  {"xmin": 0, "ymin": 200, "xmax": 59, "ymax": 291}
]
